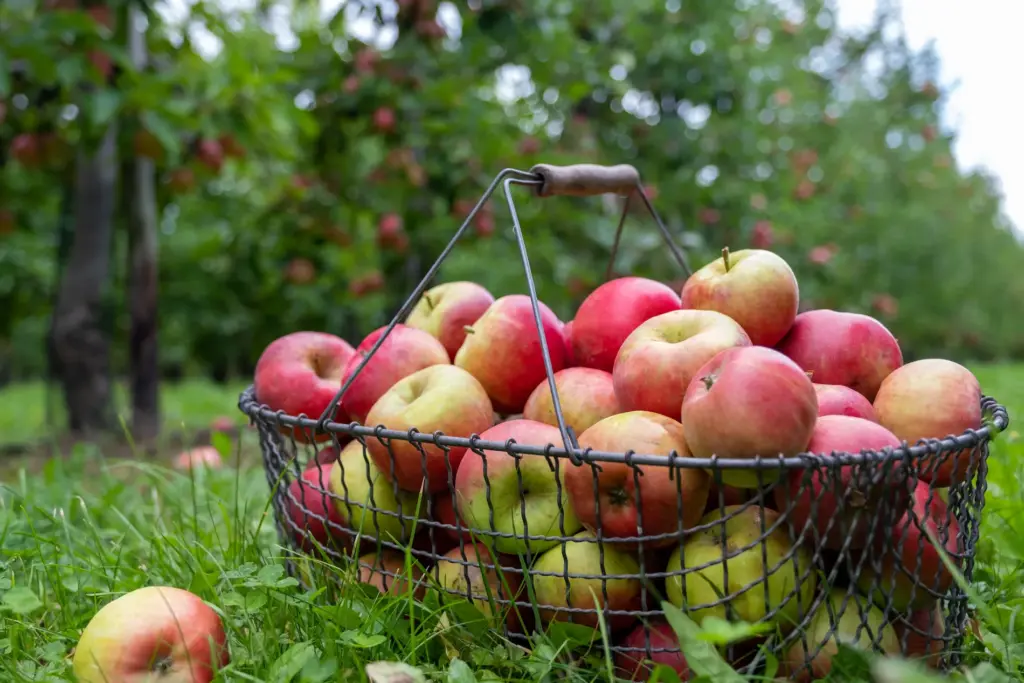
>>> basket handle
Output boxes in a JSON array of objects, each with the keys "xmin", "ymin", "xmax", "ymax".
[{"xmin": 530, "ymin": 163, "xmax": 641, "ymax": 198}]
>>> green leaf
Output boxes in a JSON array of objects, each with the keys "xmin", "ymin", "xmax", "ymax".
[
  {"xmin": 2, "ymin": 586, "xmax": 44, "ymax": 615},
  {"xmin": 140, "ymin": 110, "xmax": 182, "ymax": 161},
  {"xmin": 256, "ymin": 563, "xmax": 285, "ymax": 585},
  {"xmin": 660, "ymin": 602, "xmax": 745, "ymax": 683},
  {"xmin": 696, "ymin": 616, "xmax": 772, "ymax": 645},
  {"xmin": 57, "ymin": 58, "xmax": 85, "ymax": 90},
  {"xmin": 244, "ymin": 591, "xmax": 268, "ymax": 611},
  {"xmin": 338, "ymin": 631, "xmax": 387, "ymax": 649},
  {"xmin": 267, "ymin": 641, "xmax": 317, "ymax": 683},
  {"xmin": 447, "ymin": 658, "xmax": 477, "ymax": 683},
  {"xmin": 87, "ymin": 90, "xmax": 122, "ymax": 128},
  {"xmin": 300, "ymin": 655, "xmax": 339, "ymax": 683},
  {"xmin": 871, "ymin": 657, "xmax": 950, "ymax": 683}
]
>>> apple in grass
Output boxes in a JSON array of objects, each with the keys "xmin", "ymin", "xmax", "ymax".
[
  {"xmin": 776, "ymin": 309, "xmax": 903, "ymax": 401},
  {"xmin": 571, "ymin": 277, "xmax": 681, "ymax": 372},
  {"xmin": 364, "ymin": 364, "xmax": 494, "ymax": 493},
  {"xmin": 531, "ymin": 530, "xmax": 644, "ymax": 630},
  {"xmin": 565, "ymin": 411, "xmax": 710, "ymax": 549},
  {"xmin": 434, "ymin": 542, "xmax": 526, "ymax": 630},
  {"xmin": 615, "ymin": 620, "xmax": 691, "ymax": 681},
  {"xmin": 73, "ymin": 586, "xmax": 229, "ymax": 683},
  {"xmin": 665, "ymin": 505, "xmax": 817, "ymax": 631},
  {"xmin": 681, "ymin": 346, "xmax": 818, "ymax": 489},
  {"xmin": 340, "ymin": 324, "xmax": 450, "ymax": 425},
  {"xmin": 523, "ymin": 367, "xmax": 622, "ymax": 435},
  {"xmin": 455, "ymin": 295, "xmax": 568, "ymax": 414},
  {"xmin": 814, "ymin": 383, "xmax": 878, "ymax": 421},
  {"xmin": 873, "ymin": 359, "xmax": 983, "ymax": 487},
  {"xmin": 774, "ymin": 415, "xmax": 911, "ymax": 550},
  {"xmin": 454, "ymin": 420, "xmax": 582, "ymax": 554},
  {"xmin": 405, "ymin": 281, "xmax": 495, "ymax": 359},
  {"xmin": 613, "ymin": 310, "xmax": 751, "ymax": 419},
  {"xmin": 679, "ymin": 247, "xmax": 799, "ymax": 347},
  {"xmin": 253, "ymin": 331, "xmax": 356, "ymax": 443}
]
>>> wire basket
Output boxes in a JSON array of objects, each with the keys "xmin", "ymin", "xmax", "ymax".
[{"xmin": 239, "ymin": 163, "xmax": 1009, "ymax": 681}]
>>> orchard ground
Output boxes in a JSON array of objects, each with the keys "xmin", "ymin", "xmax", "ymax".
[{"xmin": 1, "ymin": 365, "xmax": 1023, "ymax": 682}]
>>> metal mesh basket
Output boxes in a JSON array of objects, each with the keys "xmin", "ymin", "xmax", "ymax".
[{"xmin": 239, "ymin": 163, "xmax": 1009, "ymax": 680}]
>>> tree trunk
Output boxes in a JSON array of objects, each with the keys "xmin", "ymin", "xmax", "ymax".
[
  {"xmin": 124, "ymin": 2, "xmax": 160, "ymax": 441},
  {"xmin": 51, "ymin": 123, "xmax": 119, "ymax": 436}
]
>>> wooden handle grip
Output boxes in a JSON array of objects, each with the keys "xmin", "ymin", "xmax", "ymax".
[{"xmin": 529, "ymin": 163, "xmax": 641, "ymax": 197}]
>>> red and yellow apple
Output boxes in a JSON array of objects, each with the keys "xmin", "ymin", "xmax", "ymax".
[
  {"xmin": 776, "ymin": 309, "xmax": 903, "ymax": 401},
  {"xmin": 253, "ymin": 331, "xmax": 356, "ymax": 442},
  {"xmin": 405, "ymin": 281, "xmax": 495, "ymax": 359},
  {"xmin": 704, "ymin": 479, "xmax": 751, "ymax": 513},
  {"xmin": 894, "ymin": 604, "xmax": 946, "ymax": 668},
  {"xmin": 523, "ymin": 367, "xmax": 622, "ymax": 435},
  {"xmin": 681, "ymin": 346, "xmax": 818, "ymax": 488},
  {"xmin": 356, "ymin": 550, "xmax": 426, "ymax": 599},
  {"xmin": 614, "ymin": 620, "xmax": 690, "ymax": 681},
  {"xmin": 566, "ymin": 411, "xmax": 709, "ymax": 548},
  {"xmin": 433, "ymin": 543, "xmax": 525, "ymax": 630},
  {"xmin": 455, "ymin": 295, "xmax": 567, "ymax": 414},
  {"xmin": 679, "ymin": 247, "xmax": 799, "ymax": 347},
  {"xmin": 339, "ymin": 324, "xmax": 450, "ymax": 425},
  {"xmin": 572, "ymin": 277, "xmax": 681, "ymax": 372},
  {"xmin": 431, "ymin": 492, "xmax": 475, "ymax": 545},
  {"xmin": 364, "ymin": 364, "xmax": 494, "ymax": 493},
  {"xmin": 873, "ymin": 359, "xmax": 983, "ymax": 487},
  {"xmin": 286, "ymin": 463, "xmax": 348, "ymax": 552},
  {"xmin": 73, "ymin": 586, "xmax": 229, "ymax": 683},
  {"xmin": 613, "ymin": 309, "xmax": 751, "ymax": 419},
  {"xmin": 814, "ymin": 383, "xmax": 878, "ymax": 421}
]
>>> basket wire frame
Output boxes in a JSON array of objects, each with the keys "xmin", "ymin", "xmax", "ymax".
[{"xmin": 240, "ymin": 164, "xmax": 1008, "ymax": 680}]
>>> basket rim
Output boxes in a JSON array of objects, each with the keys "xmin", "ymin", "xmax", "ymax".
[{"xmin": 238, "ymin": 386, "xmax": 1008, "ymax": 471}]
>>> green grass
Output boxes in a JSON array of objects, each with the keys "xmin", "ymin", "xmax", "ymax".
[{"xmin": 1, "ymin": 365, "xmax": 1023, "ymax": 681}]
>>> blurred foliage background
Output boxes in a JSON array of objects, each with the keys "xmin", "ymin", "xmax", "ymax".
[{"xmin": 1, "ymin": 0, "xmax": 1020, "ymax": 390}]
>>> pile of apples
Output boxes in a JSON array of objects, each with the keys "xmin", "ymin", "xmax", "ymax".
[{"xmin": 252, "ymin": 247, "xmax": 985, "ymax": 681}]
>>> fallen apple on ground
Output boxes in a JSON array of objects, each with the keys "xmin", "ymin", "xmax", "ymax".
[
  {"xmin": 523, "ymin": 367, "xmax": 622, "ymax": 435},
  {"xmin": 814, "ymin": 383, "xmax": 878, "ymax": 421},
  {"xmin": 73, "ymin": 586, "xmax": 229, "ymax": 683},
  {"xmin": 614, "ymin": 620, "xmax": 691, "ymax": 681},
  {"xmin": 679, "ymin": 247, "xmax": 800, "ymax": 347},
  {"xmin": 405, "ymin": 281, "xmax": 495, "ymax": 359}
]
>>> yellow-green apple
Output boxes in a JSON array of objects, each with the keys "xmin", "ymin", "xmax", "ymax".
[
  {"xmin": 328, "ymin": 440, "xmax": 424, "ymax": 544},
  {"xmin": 454, "ymin": 419, "xmax": 582, "ymax": 554},
  {"xmin": 433, "ymin": 542, "xmax": 525, "ymax": 630},
  {"xmin": 679, "ymin": 247, "xmax": 799, "ymax": 347},
  {"xmin": 357, "ymin": 550, "xmax": 426, "ymax": 599},
  {"xmin": 405, "ymin": 281, "xmax": 495, "ymax": 359},
  {"xmin": 531, "ymin": 530, "xmax": 643, "ymax": 630},
  {"xmin": 681, "ymin": 346, "xmax": 818, "ymax": 488},
  {"xmin": 665, "ymin": 505, "xmax": 817, "ymax": 629},
  {"xmin": 873, "ymin": 359, "xmax": 983, "ymax": 487},
  {"xmin": 613, "ymin": 310, "xmax": 751, "ymax": 419},
  {"xmin": 523, "ymin": 367, "xmax": 622, "ymax": 435},
  {"xmin": 814, "ymin": 383, "xmax": 878, "ymax": 421},
  {"xmin": 254, "ymin": 331, "xmax": 356, "ymax": 442},
  {"xmin": 566, "ymin": 411, "xmax": 709, "ymax": 548},
  {"xmin": 614, "ymin": 620, "xmax": 690, "ymax": 681},
  {"xmin": 776, "ymin": 309, "xmax": 903, "ymax": 401},
  {"xmin": 72, "ymin": 586, "xmax": 229, "ymax": 683},
  {"xmin": 364, "ymin": 364, "xmax": 494, "ymax": 493},
  {"xmin": 286, "ymin": 463, "xmax": 348, "ymax": 552},
  {"xmin": 854, "ymin": 481, "xmax": 960, "ymax": 611},
  {"xmin": 893, "ymin": 604, "xmax": 945, "ymax": 668},
  {"xmin": 780, "ymin": 589, "xmax": 900, "ymax": 682},
  {"xmin": 340, "ymin": 324, "xmax": 450, "ymax": 425},
  {"xmin": 572, "ymin": 277, "xmax": 681, "ymax": 372},
  {"xmin": 774, "ymin": 415, "xmax": 910, "ymax": 550},
  {"xmin": 455, "ymin": 295, "xmax": 567, "ymax": 414}
]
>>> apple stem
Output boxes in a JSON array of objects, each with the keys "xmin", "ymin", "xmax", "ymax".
[
  {"xmin": 463, "ymin": 325, "xmax": 475, "ymax": 335},
  {"xmin": 423, "ymin": 293, "xmax": 435, "ymax": 311},
  {"xmin": 701, "ymin": 373, "xmax": 717, "ymax": 392},
  {"xmin": 721, "ymin": 247, "xmax": 731, "ymax": 272}
]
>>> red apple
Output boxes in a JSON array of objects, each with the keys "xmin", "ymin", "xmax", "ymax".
[
  {"xmin": 774, "ymin": 415, "xmax": 910, "ymax": 549},
  {"xmin": 340, "ymin": 324, "xmax": 449, "ymax": 425},
  {"xmin": 372, "ymin": 106, "xmax": 396, "ymax": 133},
  {"xmin": 615, "ymin": 621, "xmax": 690, "ymax": 681},
  {"xmin": 776, "ymin": 309, "xmax": 903, "ymax": 401},
  {"xmin": 365, "ymin": 364, "xmax": 494, "ymax": 493},
  {"xmin": 679, "ymin": 247, "xmax": 799, "ymax": 347},
  {"xmin": 172, "ymin": 446, "xmax": 223, "ymax": 471},
  {"xmin": 681, "ymin": 346, "xmax": 818, "ymax": 488},
  {"xmin": 562, "ymin": 320, "xmax": 577, "ymax": 367},
  {"xmin": 523, "ymin": 367, "xmax": 622, "ymax": 435},
  {"xmin": 704, "ymin": 479, "xmax": 751, "ymax": 513},
  {"xmin": 254, "ymin": 331, "xmax": 356, "ymax": 443},
  {"xmin": 286, "ymin": 464, "xmax": 347, "ymax": 552},
  {"xmin": 894, "ymin": 604, "xmax": 945, "ymax": 668},
  {"xmin": 356, "ymin": 550, "xmax": 425, "ymax": 599},
  {"xmin": 196, "ymin": 138, "xmax": 224, "ymax": 173},
  {"xmin": 854, "ymin": 481, "xmax": 961, "ymax": 611},
  {"xmin": 431, "ymin": 493, "xmax": 475, "ymax": 545},
  {"xmin": 873, "ymin": 359, "xmax": 983, "ymax": 487},
  {"xmin": 73, "ymin": 586, "xmax": 229, "ymax": 683},
  {"xmin": 405, "ymin": 281, "xmax": 495, "ymax": 359},
  {"xmin": 814, "ymin": 383, "xmax": 878, "ymax": 421},
  {"xmin": 572, "ymin": 277, "xmax": 681, "ymax": 372},
  {"xmin": 454, "ymin": 295, "xmax": 567, "ymax": 414},
  {"xmin": 305, "ymin": 444, "xmax": 342, "ymax": 471},
  {"xmin": 614, "ymin": 310, "xmax": 751, "ymax": 420},
  {"xmin": 566, "ymin": 411, "xmax": 709, "ymax": 548}
]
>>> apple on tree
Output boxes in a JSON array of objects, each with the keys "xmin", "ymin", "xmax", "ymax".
[
  {"xmin": 73, "ymin": 586, "xmax": 229, "ymax": 683},
  {"xmin": 814, "ymin": 383, "xmax": 878, "ymax": 421},
  {"xmin": 523, "ymin": 367, "xmax": 621, "ymax": 435},
  {"xmin": 613, "ymin": 309, "xmax": 751, "ymax": 420},
  {"xmin": 454, "ymin": 419, "xmax": 582, "ymax": 554},
  {"xmin": 405, "ymin": 281, "xmax": 495, "ymax": 359},
  {"xmin": 565, "ymin": 411, "xmax": 709, "ymax": 549},
  {"xmin": 253, "ymin": 331, "xmax": 356, "ymax": 443},
  {"xmin": 364, "ymin": 364, "xmax": 494, "ymax": 493},
  {"xmin": 681, "ymin": 345, "xmax": 818, "ymax": 488},
  {"xmin": 679, "ymin": 247, "xmax": 799, "ymax": 347}
]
